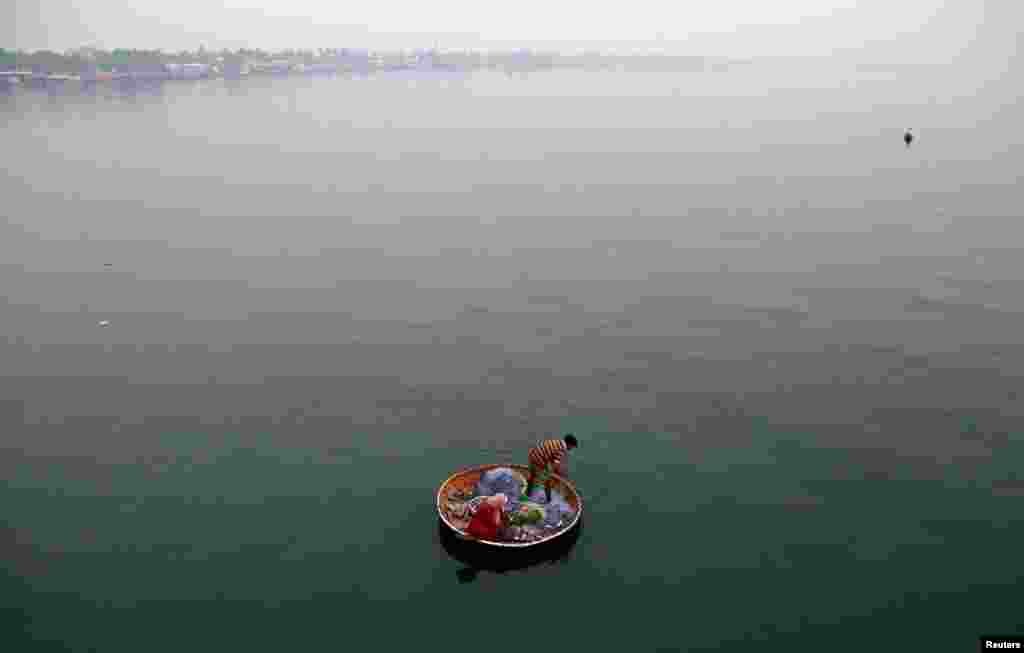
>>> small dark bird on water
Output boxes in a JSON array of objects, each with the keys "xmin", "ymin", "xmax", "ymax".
[{"xmin": 904, "ymin": 129, "xmax": 914, "ymax": 147}]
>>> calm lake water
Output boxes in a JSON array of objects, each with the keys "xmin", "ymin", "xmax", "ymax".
[{"xmin": 2, "ymin": 62, "xmax": 1023, "ymax": 651}]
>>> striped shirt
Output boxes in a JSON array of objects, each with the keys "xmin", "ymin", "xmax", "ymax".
[{"xmin": 529, "ymin": 439, "xmax": 568, "ymax": 469}]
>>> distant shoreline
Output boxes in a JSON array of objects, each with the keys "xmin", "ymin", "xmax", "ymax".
[{"xmin": 0, "ymin": 47, "xmax": 749, "ymax": 80}]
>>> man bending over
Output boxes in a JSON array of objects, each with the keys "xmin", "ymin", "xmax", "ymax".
[{"xmin": 524, "ymin": 433, "xmax": 578, "ymax": 503}]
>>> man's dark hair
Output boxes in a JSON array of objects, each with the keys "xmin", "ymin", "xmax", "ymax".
[{"xmin": 564, "ymin": 433, "xmax": 578, "ymax": 448}]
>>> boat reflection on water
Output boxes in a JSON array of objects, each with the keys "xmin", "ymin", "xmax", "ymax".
[{"xmin": 437, "ymin": 518, "xmax": 583, "ymax": 584}]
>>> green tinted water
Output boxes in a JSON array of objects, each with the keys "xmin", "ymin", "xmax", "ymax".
[{"xmin": 3, "ymin": 421, "xmax": 1021, "ymax": 651}]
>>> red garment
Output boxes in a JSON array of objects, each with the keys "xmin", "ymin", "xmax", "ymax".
[{"xmin": 467, "ymin": 501, "xmax": 502, "ymax": 540}]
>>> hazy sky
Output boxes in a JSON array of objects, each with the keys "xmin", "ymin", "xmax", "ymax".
[{"xmin": 5, "ymin": 0, "xmax": 1009, "ymax": 61}]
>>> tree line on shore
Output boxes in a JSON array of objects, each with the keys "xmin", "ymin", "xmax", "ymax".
[
  {"xmin": 0, "ymin": 47, "xmax": 363, "ymax": 74},
  {"xmin": 1, "ymin": 46, "xmax": 721, "ymax": 75}
]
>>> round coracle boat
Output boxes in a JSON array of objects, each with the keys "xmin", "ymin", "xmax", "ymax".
[{"xmin": 436, "ymin": 463, "xmax": 584, "ymax": 548}]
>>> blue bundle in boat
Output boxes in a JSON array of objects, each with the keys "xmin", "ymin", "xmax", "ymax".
[
  {"xmin": 524, "ymin": 486, "xmax": 575, "ymax": 527},
  {"xmin": 475, "ymin": 467, "xmax": 524, "ymax": 504}
]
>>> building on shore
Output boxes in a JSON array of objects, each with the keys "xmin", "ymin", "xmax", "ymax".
[
  {"xmin": 220, "ymin": 59, "xmax": 249, "ymax": 79},
  {"xmin": 248, "ymin": 60, "xmax": 292, "ymax": 75},
  {"xmin": 165, "ymin": 63, "xmax": 211, "ymax": 80},
  {"xmin": 336, "ymin": 49, "xmax": 371, "ymax": 74},
  {"xmin": 0, "ymin": 71, "xmax": 17, "ymax": 92},
  {"xmin": 80, "ymin": 67, "xmax": 116, "ymax": 83},
  {"xmin": 298, "ymin": 62, "xmax": 339, "ymax": 75}
]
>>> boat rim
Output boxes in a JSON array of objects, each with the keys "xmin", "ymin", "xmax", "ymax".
[{"xmin": 436, "ymin": 462, "xmax": 584, "ymax": 548}]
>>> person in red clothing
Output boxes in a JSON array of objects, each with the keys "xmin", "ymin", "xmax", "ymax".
[
  {"xmin": 466, "ymin": 494, "xmax": 508, "ymax": 541},
  {"xmin": 525, "ymin": 434, "xmax": 578, "ymax": 503}
]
